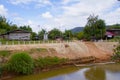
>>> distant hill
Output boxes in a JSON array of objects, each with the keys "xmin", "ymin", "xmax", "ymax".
[
  {"xmin": 70, "ymin": 24, "xmax": 120, "ymax": 33},
  {"xmin": 70, "ymin": 27, "xmax": 84, "ymax": 33}
]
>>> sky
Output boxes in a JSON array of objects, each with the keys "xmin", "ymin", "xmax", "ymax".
[{"xmin": 0, "ymin": 0, "xmax": 120, "ymax": 32}]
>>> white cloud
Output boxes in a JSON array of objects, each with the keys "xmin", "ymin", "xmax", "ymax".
[
  {"xmin": 27, "ymin": 20, "xmax": 33, "ymax": 25},
  {"xmin": 62, "ymin": 0, "xmax": 70, "ymax": 4},
  {"xmin": 101, "ymin": 7, "xmax": 120, "ymax": 25},
  {"xmin": 14, "ymin": 17, "xmax": 24, "ymax": 21},
  {"xmin": 49, "ymin": 0, "xmax": 118, "ymax": 29},
  {"xmin": 6, "ymin": 0, "xmax": 120, "ymax": 32},
  {"xmin": 41, "ymin": 12, "xmax": 53, "ymax": 19},
  {"xmin": 62, "ymin": 0, "xmax": 80, "ymax": 5},
  {"xmin": 0, "ymin": 4, "xmax": 8, "ymax": 16},
  {"xmin": 8, "ymin": 0, "xmax": 33, "ymax": 5},
  {"xmin": 8, "ymin": 0, "xmax": 52, "ymax": 8},
  {"xmin": 35, "ymin": 0, "xmax": 52, "ymax": 8}
]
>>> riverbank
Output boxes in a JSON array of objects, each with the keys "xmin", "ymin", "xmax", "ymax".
[
  {"xmin": 0, "ymin": 41, "xmax": 118, "ymax": 80},
  {"xmin": 0, "ymin": 41, "xmax": 118, "ymax": 59},
  {"xmin": 0, "ymin": 56, "xmax": 114, "ymax": 80},
  {"xmin": 3, "ymin": 63, "xmax": 120, "ymax": 80}
]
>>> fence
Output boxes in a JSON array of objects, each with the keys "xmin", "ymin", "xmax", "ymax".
[
  {"xmin": 0, "ymin": 40, "xmax": 72, "ymax": 46},
  {"xmin": 0, "ymin": 39, "xmax": 119, "ymax": 46}
]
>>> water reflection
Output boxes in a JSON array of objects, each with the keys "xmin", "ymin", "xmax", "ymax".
[
  {"xmin": 47, "ymin": 68, "xmax": 88, "ymax": 80},
  {"xmin": 6, "ymin": 64, "xmax": 120, "ymax": 80},
  {"xmin": 84, "ymin": 67, "xmax": 106, "ymax": 80}
]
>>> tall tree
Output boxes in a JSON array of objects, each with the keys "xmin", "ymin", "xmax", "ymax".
[
  {"xmin": 30, "ymin": 32, "xmax": 37, "ymax": 40},
  {"xmin": 10, "ymin": 24, "xmax": 18, "ymax": 31},
  {"xmin": 63, "ymin": 30, "xmax": 73, "ymax": 40},
  {"xmin": 48, "ymin": 28, "xmax": 62, "ymax": 40},
  {"xmin": 0, "ymin": 16, "xmax": 12, "ymax": 34},
  {"xmin": 19, "ymin": 25, "xmax": 32, "ymax": 32},
  {"xmin": 84, "ymin": 14, "xmax": 106, "ymax": 40},
  {"xmin": 76, "ymin": 31, "xmax": 84, "ymax": 40}
]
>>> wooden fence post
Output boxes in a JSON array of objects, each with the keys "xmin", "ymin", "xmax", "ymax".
[
  {"xmin": 12, "ymin": 41, "xmax": 14, "ymax": 45},
  {"xmin": 29, "ymin": 41, "xmax": 30, "ymax": 44},
  {"xmin": 18, "ymin": 41, "xmax": 20, "ymax": 45},
  {"xmin": 24, "ymin": 41, "xmax": 25, "ymax": 45},
  {"xmin": 6, "ymin": 41, "xmax": 8, "ymax": 45}
]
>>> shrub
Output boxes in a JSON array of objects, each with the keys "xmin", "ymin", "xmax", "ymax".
[
  {"xmin": 7, "ymin": 52, "xmax": 34, "ymax": 75},
  {"xmin": 112, "ymin": 43, "xmax": 120, "ymax": 61},
  {"xmin": 0, "ymin": 66, "xmax": 2, "ymax": 78},
  {"xmin": 35, "ymin": 56, "xmax": 67, "ymax": 68}
]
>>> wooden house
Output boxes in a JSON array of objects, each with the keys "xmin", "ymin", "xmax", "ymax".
[{"xmin": 0, "ymin": 30, "xmax": 31, "ymax": 40}]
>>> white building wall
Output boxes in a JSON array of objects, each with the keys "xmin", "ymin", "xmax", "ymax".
[{"xmin": 9, "ymin": 33, "xmax": 30, "ymax": 40}]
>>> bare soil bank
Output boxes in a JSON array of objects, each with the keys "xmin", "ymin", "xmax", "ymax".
[
  {"xmin": 0, "ymin": 41, "xmax": 118, "ymax": 60},
  {"xmin": 0, "ymin": 41, "xmax": 119, "ymax": 80}
]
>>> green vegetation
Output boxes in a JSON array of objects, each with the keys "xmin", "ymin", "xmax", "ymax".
[
  {"xmin": 0, "ymin": 65, "xmax": 2, "ymax": 78},
  {"xmin": 0, "ymin": 16, "xmax": 36, "ymax": 40},
  {"xmin": 29, "ymin": 48, "xmax": 47, "ymax": 54},
  {"xmin": 76, "ymin": 31, "xmax": 84, "ymax": 40},
  {"xmin": 0, "ymin": 49, "xmax": 68, "ymax": 76},
  {"xmin": 7, "ymin": 52, "xmax": 34, "ymax": 75},
  {"xmin": 0, "ymin": 16, "xmax": 33, "ymax": 34},
  {"xmin": 19, "ymin": 25, "xmax": 32, "ymax": 32},
  {"xmin": 0, "ymin": 16, "xmax": 17, "ymax": 34},
  {"xmin": 1, "ymin": 15, "xmax": 120, "ymax": 41},
  {"xmin": 112, "ymin": 42, "xmax": 120, "ymax": 61},
  {"xmin": 63, "ymin": 30, "xmax": 73, "ymax": 40},
  {"xmin": 38, "ymin": 29, "xmax": 46, "ymax": 40},
  {"xmin": 0, "ymin": 66, "xmax": 2, "ymax": 78},
  {"xmin": 35, "ymin": 57, "xmax": 67, "ymax": 68},
  {"xmin": 48, "ymin": 28, "xmax": 62, "ymax": 40},
  {"xmin": 107, "ymin": 36, "xmax": 120, "ymax": 42},
  {"xmin": 83, "ymin": 14, "xmax": 106, "ymax": 40}
]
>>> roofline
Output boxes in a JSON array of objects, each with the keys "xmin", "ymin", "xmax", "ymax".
[
  {"xmin": 0, "ymin": 29, "xmax": 31, "ymax": 35},
  {"xmin": 7, "ymin": 29, "xmax": 31, "ymax": 33},
  {"xmin": 106, "ymin": 29, "xmax": 120, "ymax": 31}
]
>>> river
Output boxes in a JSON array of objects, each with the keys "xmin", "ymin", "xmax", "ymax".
[{"xmin": 7, "ymin": 63, "xmax": 120, "ymax": 80}]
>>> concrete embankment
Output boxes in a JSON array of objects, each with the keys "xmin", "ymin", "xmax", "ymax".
[{"xmin": 0, "ymin": 41, "xmax": 118, "ymax": 60}]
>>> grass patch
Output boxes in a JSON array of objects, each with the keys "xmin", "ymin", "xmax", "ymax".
[
  {"xmin": 39, "ymin": 48, "xmax": 47, "ymax": 52},
  {"xmin": 29, "ymin": 48, "xmax": 47, "ymax": 54},
  {"xmin": 35, "ymin": 56, "xmax": 67, "ymax": 68}
]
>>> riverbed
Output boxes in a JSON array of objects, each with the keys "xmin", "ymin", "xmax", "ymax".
[{"xmin": 6, "ymin": 63, "xmax": 120, "ymax": 80}]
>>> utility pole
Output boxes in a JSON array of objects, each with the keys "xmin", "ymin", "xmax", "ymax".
[{"xmin": 38, "ymin": 25, "xmax": 40, "ymax": 40}]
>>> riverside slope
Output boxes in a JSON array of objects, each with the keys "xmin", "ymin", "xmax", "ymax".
[{"xmin": 0, "ymin": 41, "xmax": 118, "ymax": 60}]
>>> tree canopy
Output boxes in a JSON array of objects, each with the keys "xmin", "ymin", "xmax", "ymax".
[
  {"xmin": 83, "ymin": 14, "xmax": 106, "ymax": 40},
  {"xmin": 0, "ymin": 16, "xmax": 36, "ymax": 40},
  {"xmin": 48, "ymin": 28, "xmax": 62, "ymax": 40},
  {"xmin": 63, "ymin": 30, "xmax": 73, "ymax": 40},
  {"xmin": 0, "ymin": 16, "xmax": 14, "ymax": 34},
  {"xmin": 19, "ymin": 25, "xmax": 32, "ymax": 32}
]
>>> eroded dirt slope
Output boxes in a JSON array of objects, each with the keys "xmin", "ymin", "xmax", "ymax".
[{"xmin": 0, "ymin": 41, "xmax": 118, "ymax": 60}]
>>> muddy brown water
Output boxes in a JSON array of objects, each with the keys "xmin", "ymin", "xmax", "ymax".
[{"xmin": 6, "ymin": 63, "xmax": 120, "ymax": 80}]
